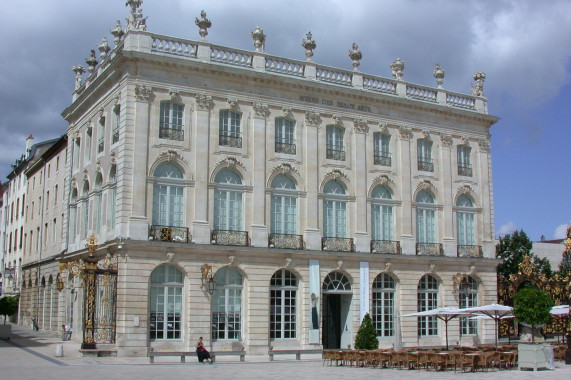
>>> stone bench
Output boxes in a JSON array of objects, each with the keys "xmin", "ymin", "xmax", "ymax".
[
  {"xmin": 149, "ymin": 350, "xmax": 246, "ymax": 363},
  {"xmin": 268, "ymin": 347, "xmax": 323, "ymax": 361}
]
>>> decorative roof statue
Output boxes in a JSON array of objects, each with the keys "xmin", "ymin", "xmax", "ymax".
[
  {"xmin": 72, "ymin": 65, "xmax": 85, "ymax": 91},
  {"xmin": 471, "ymin": 72, "xmax": 486, "ymax": 97},
  {"xmin": 390, "ymin": 58, "xmax": 404, "ymax": 80},
  {"xmin": 251, "ymin": 26, "xmax": 266, "ymax": 52},
  {"xmin": 126, "ymin": 0, "xmax": 147, "ymax": 31},
  {"xmin": 433, "ymin": 63, "xmax": 445, "ymax": 88},
  {"xmin": 301, "ymin": 31, "xmax": 316, "ymax": 61},
  {"xmin": 195, "ymin": 10, "xmax": 212, "ymax": 40},
  {"xmin": 110, "ymin": 20, "xmax": 125, "ymax": 45},
  {"xmin": 97, "ymin": 37, "xmax": 111, "ymax": 59},
  {"xmin": 348, "ymin": 43, "xmax": 362, "ymax": 70},
  {"xmin": 85, "ymin": 50, "xmax": 98, "ymax": 73}
]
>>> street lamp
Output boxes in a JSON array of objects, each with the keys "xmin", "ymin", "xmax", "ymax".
[{"xmin": 201, "ymin": 264, "xmax": 215, "ymax": 295}]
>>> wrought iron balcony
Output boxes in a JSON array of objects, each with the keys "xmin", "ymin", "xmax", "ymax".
[
  {"xmin": 458, "ymin": 164, "xmax": 472, "ymax": 177},
  {"xmin": 269, "ymin": 233, "xmax": 303, "ymax": 250},
  {"xmin": 322, "ymin": 237, "xmax": 354, "ymax": 252},
  {"xmin": 98, "ymin": 138, "xmax": 104, "ymax": 153},
  {"xmin": 159, "ymin": 127, "xmax": 184, "ymax": 141},
  {"xmin": 457, "ymin": 244, "xmax": 483, "ymax": 258},
  {"xmin": 370, "ymin": 240, "xmax": 401, "ymax": 254},
  {"xmin": 326, "ymin": 147, "xmax": 346, "ymax": 161},
  {"xmin": 417, "ymin": 159, "xmax": 434, "ymax": 172},
  {"xmin": 219, "ymin": 134, "xmax": 242, "ymax": 148},
  {"xmin": 416, "ymin": 242, "xmax": 444, "ymax": 256},
  {"xmin": 112, "ymin": 129, "xmax": 119, "ymax": 144},
  {"xmin": 275, "ymin": 141, "xmax": 296, "ymax": 155},
  {"xmin": 211, "ymin": 229, "xmax": 249, "ymax": 246},
  {"xmin": 374, "ymin": 153, "xmax": 391, "ymax": 166},
  {"xmin": 149, "ymin": 225, "xmax": 190, "ymax": 243}
]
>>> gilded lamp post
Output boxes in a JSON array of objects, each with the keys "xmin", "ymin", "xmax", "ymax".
[
  {"xmin": 564, "ymin": 225, "xmax": 571, "ymax": 364},
  {"xmin": 82, "ymin": 234, "xmax": 99, "ymax": 350}
]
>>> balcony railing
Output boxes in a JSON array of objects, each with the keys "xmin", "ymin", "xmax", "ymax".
[
  {"xmin": 149, "ymin": 225, "xmax": 190, "ymax": 243},
  {"xmin": 219, "ymin": 134, "xmax": 242, "ymax": 148},
  {"xmin": 269, "ymin": 233, "xmax": 303, "ymax": 250},
  {"xmin": 98, "ymin": 138, "xmax": 104, "ymax": 153},
  {"xmin": 457, "ymin": 245, "xmax": 483, "ymax": 258},
  {"xmin": 275, "ymin": 141, "xmax": 296, "ymax": 155},
  {"xmin": 370, "ymin": 240, "xmax": 401, "ymax": 254},
  {"xmin": 211, "ymin": 229, "xmax": 249, "ymax": 246},
  {"xmin": 159, "ymin": 127, "xmax": 184, "ymax": 141},
  {"xmin": 322, "ymin": 237, "xmax": 354, "ymax": 252},
  {"xmin": 374, "ymin": 153, "xmax": 391, "ymax": 166},
  {"xmin": 418, "ymin": 159, "xmax": 434, "ymax": 172},
  {"xmin": 112, "ymin": 129, "xmax": 119, "ymax": 144},
  {"xmin": 416, "ymin": 242, "xmax": 444, "ymax": 256},
  {"xmin": 458, "ymin": 164, "xmax": 473, "ymax": 177},
  {"xmin": 326, "ymin": 147, "xmax": 346, "ymax": 161}
]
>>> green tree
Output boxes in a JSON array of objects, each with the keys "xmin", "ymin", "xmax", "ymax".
[
  {"xmin": 513, "ymin": 288, "xmax": 553, "ymax": 343},
  {"xmin": 496, "ymin": 230, "xmax": 552, "ymax": 278},
  {"xmin": 0, "ymin": 296, "xmax": 19, "ymax": 324},
  {"xmin": 354, "ymin": 313, "xmax": 378, "ymax": 350}
]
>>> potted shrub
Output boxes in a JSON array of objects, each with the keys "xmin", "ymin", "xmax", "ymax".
[
  {"xmin": 0, "ymin": 296, "xmax": 19, "ymax": 339},
  {"xmin": 513, "ymin": 288, "xmax": 554, "ymax": 370},
  {"xmin": 354, "ymin": 313, "xmax": 379, "ymax": 350}
]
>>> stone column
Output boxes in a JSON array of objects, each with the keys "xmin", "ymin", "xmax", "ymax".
[
  {"xmin": 397, "ymin": 127, "xmax": 414, "ymax": 254},
  {"xmin": 353, "ymin": 119, "xmax": 369, "ymax": 252},
  {"xmin": 440, "ymin": 133, "xmax": 455, "ymax": 256},
  {"xmin": 477, "ymin": 138, "xmax": 494, "ymax": 257},
  {"xmin": 303, "ymin": 111, "xmax": 321, "ymax": 250},
  {"xmin": 249, "ymin": 102, "xmax": 269, "ymax": 247}
]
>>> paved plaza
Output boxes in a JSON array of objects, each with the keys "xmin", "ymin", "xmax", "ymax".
[{"xmin": 1, "ymin": 323, "xmax": 570, "ymax": 380}]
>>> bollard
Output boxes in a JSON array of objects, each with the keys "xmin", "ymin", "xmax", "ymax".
[{"xmin": 56, "ymin": 344, "xmax": 64, "ymax": 357}]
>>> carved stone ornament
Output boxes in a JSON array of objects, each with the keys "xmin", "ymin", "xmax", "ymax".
[
  {"xmin": 301, "ymin": 31, "xmax": 316, "ymax": 61},
  {"xmin": 284, "ymin": 257, "xmax": 292, "ymax": 268},
  {"xmin": 113, "ymin": 95, "xmax": 121, "ymax": 111},
  {"xmin": 390, "ymin": 58, "xmax": 405, "ymax": 80},
  {"xmin": 422, "ymin": 130, "xmax": 431, "ymax": 140},
  {"xmin": 337, "ymin": 260, "xmax": 344, "ymax": 270},
  {"xmin": 353, "ymin": 117, "xmax": 367, "ymax": 133},
  {"xmin": 85, "ymin": 50, "xmax": 98, "ymax": 74},
  {"xmin": 166, "ymin": 252, "xmax": 175, "ymax": 262},
  {"xmin": 195, "ymin": 10, "xmax": 212, "ymax": 40},
  {"xmin": 72, "ymin": 65, "xmax": 85, "ymax": 91},
  {"xmin": 126, "ymin": 0, "xmax": 147, "ymax": 31},
  {"xmin": 429, "ymin": 264, "xmax": 436, "ymax": 273},
  {"xmin": 281, "ymin": 106, "xmax": 292, "ymax": 118},
  {"xmin": 418, "ymin": 179, "xmax": 435, "ymax": 193},
  {"xmin": 398, "ymin": 126, "xmax": 412, "ymax": 140},
  {"xmin": 348, "ymin": 43, "xmax": 362, "ymax": 70},
  {"xmin": 461, "ymin": 136, "xmax": 470, "ymax": 146},
  {"xmin": 332, "ymin": 114, "xmax": 343, "ymax": 126},
  {"xmin": 372, "ymin": 174, "xmax": 395, "ymax": 188},
  {"xmin": 97, "ymin": 37, "xmax": 111, "ymax": 59},
  {"xmin": 459, "ymin": 184, "xmax": 472, "ymax": 195},
  {"xmin": 228, "ymin": 255, "xmax": 237, "ymax": 266},
  {"xmin": 217, "ymin": 156, "xmax": 246, "ymax": 172},
  {"xmin": 304, "ymin": 109, "xmax": 321, "ymax": 125},
  {"xmin": 253, "ymin": 101, "xmax": 269, "ymax": 119},
  {"xmin": 469, "ymin": 265, "xmax": 476, "ymax": 274},
  {"xmin": 471, "ymin": 72, "xmax": 486, "ymax": 97},
  {"xmin": 378, "ymin": 122, "xmax": 389, "ymax": 134},
  {"xmin": 135, "ymin": 84, "xmax": 152, "ymax": 101},
  {"xmin": 478, "ymin": 138, "xmax": 490, "ymax": 153},
  {"xmin": 251, "ymin": 26, "xmax": 266, "ymax": 52},
  {"xmin": 271, "ymin": 163, "xmax": 299, "ymax": 177},
  {"xmin": 169, "ymin": 89, "xmax": 180, "ymax": 102},
  {"xmin": 323, "ymin": 169, "xmax": 349, "ymax": 185},
  {"xmin": 196, "ymin": 93, "xmax": 214, "ymax": 111},
  {"xmin": 433, "ymin": 63, "xmax": 445, "ymax": 88},
  {"xmin": 110, "ymin": 20, "xmax": 125, "ymax": 45},
  {"xmin": 159, "ymin": 149, "xmax": 182, "ymax": 163},
  {"xmin": 440, "ymin": 133, "xmax": 453, "ymax": 147},
  {"xmin": 384, "ymin": 261, "xmax": 392, "ymax": 272},
  {"xmin": 227, "ymin": 97, "xmax": 239, "ymax": 110}
]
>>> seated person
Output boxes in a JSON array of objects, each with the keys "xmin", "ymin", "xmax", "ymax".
[{"xmin": 196, "ymin": 337, "xmax": 212, "ymax": 363}]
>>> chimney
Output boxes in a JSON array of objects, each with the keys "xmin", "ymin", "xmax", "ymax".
[{"xmin": 26, "ymin": 134, "xmax": 34, "ymax": 156}]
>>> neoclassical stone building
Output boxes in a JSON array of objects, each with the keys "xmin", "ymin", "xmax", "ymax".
[{"xmin": 48, "ymin": 3, "xmax": 500, "ymax": 356}]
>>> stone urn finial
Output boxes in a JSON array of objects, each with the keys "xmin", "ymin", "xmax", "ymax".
[
  {"xmin": 390, "ymin": 58, "xmax": 405, "ymax": 80},
  {"xmin": 471, "ymin": 72, "xmax": 486, "ymax": 97},
  {"xmin": 251, "ymin": 26, "xmax": 266, "ymax": 52},
  {"xmin": 195, "ymin": 10, "xmax": 212, "ymax": 40},
  {"xmin": 302, "ymin": 31, "xmax": 316, "ymax": 61},
  {"xmin": 348, "ymin": 42, "xmax": 362, "ymax": 70},
  {"xmin": 98, "ymin": 37, "xmax": 111, "ymax": 59},
  {"xmin": 126, "ymin": 0, "xmax": 146, "ymax": 31},
  {"xmin": 433, "ymin": 63, "xmax": 445, "ymax": 88},
  {"xmin": 110, "ymin": 20, "xmax": 125, "ymax": 45},
  {"xmin": 72, "ymin": 65, "xmax": 86, "ymax": 91},
  {"xmin": 85, "ymin": 50, "xmax": 98, "ymax": 73}
]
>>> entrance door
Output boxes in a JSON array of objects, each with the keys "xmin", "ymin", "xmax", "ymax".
[
  {"xmin": 321, "ymin": 271, "xmax": 353, "ymax": 349},
  {"xmin": 323, "ymin": 294, "xmax": 341, "ymax": 349}
]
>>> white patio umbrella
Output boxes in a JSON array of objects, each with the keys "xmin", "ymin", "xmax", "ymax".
[
  {"xmin": 550, "ymin": 305, "xmax": 569, "ymax": 316},
  {"xmin": 461, "ymin": 304, "xmax": 513, "ymax": 348},
  {"xmin": 402, "ymin": 307, "xmax": 472, "ymax": 349}
]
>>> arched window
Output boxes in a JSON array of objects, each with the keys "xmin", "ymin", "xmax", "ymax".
[
  {"xmin": 150, "ymin": 265, "xmax": 183, "ymax": 340},
  {"xmin": 94, "ymin": 173, "xmax": 103, "ymax": 234},
  {"xmin": 108, "ymin": 165, "xmax": 117, "ymax": 229},
  {"xmin": 270, "ymin": 175, "xmax": 297, "ymax": 235},
  {"xmin": 152, "ymin": 162, "xmax": 184, "ymax": 227},
  {"xmin": 69, "ymin": 188, "xmax": 78, "ymax": 240},
  {"xmin": 416, "ymin": 190, "xmax": 436, "ymax": 243},
  {"xmin": 81, "ymin": 181, "xmax": 89, "ymax": 239},
  {"xmin": 457, "ymin": 194, "xmax": 475, "ymax": 246},
  {"xmin": 212, "ymin": 267, "xmax": 243, "ymax": 340},
  {"xmin": 459, "ymin": 276, "xmax": 478, "ymax": 335},
  {"xmin": 270, "ymin": 269, "xmax": 298, "ymax": 339},
  {"xmin": 323, "ymin": 180, "xmax": 347, "ymax": 238},
  {"xmin": 371, "ymin": 185, "xmax": 394, "ymax": 241},
  {"xmin": 322, "ymin": 271, "xmax": 352, "ymax": 292},
  {"xmin": 214, "ymin": 169, "xmax": 243, "ymax": 231},
  {"xmin": 417, "ymin": 274, "xmax": 438, "ymax": 336},
  {"xmin": 372, "ymin": 273, "xmax": 395, "ymax": 337}
]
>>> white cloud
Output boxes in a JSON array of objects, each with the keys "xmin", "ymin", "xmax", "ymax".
[
  {"xmin": 496, "ymin": 221, "xmax": 518, "ymax": 237},
  {"xmin": 553, "ymin": 224, "xmax": 568, "ymax": 239}
]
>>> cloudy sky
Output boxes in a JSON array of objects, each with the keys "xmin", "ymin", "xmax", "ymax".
[{"xmin": 1, "ymin": 0, "xmax": 570, "ymax": 241}]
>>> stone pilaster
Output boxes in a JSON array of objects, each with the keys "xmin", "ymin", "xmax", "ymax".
[
  {"xmin": 249, "ymin": 102, "xmax": 269, "ymax": 247},
  {"xmin": 303, "ymin": 110, "xmax": 321, "ymax": 250}
]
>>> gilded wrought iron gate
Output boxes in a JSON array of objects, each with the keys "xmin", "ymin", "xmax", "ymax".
[{"xmin": 93, "ymin": 270, "xmax": 117, "ymax": 343}]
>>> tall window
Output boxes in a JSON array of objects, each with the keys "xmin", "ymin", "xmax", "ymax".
[
  {"xmin": 326, "ymin": 126, "xmax": 345, "ymax": 160},
  {"xmin": 150, "ymin": 265, "xmax": 183, "ymax": 340},
  {"xmin": 212, "ymin": 267, "xmax": 242, "ymax": 340},
  {"xmin": 416, "ymin": 190, "xmax": 436, "ymax": 243},
  {"xmin": 214, "ymin": 169, "xmax": 243, "ymax": 231},
  {"xmin": 108, "ymin": 166, "xmax": 117, "ymax": 229},
  {"xmin": 459, "ymin": 276, "xmax": 478, "ymax": 335},
  {"xmin": 417, "ymin": 275, "xmax": 438, "ymax": 336},
  {"xmin": 69, "ymin": 188, "xmax": 77, "ymax": 240},
  {"xmin": 81, "ymin": 181, "xmax": 89, "ymax": 239},
  {"xmin": 270, "ymin": 175, "xmax": 297, "ymax": 235},
  {"xmin": 457, "ymin": 145, "xmax": 472, "ymax": 176},
  {"xmin": 417, "ymin": 139, "xmax": 433, "ymax": 172},
  {"xmin": 371, "ymin": 185, "xmax": 394, "ymax": 241},
  {"xmin": 159, "ymin": 101, "xmax": 184, "ymax": 141},
  {"xmin": 73, "ymin": 138, "xmax": 80, "ymax": 170},
  {"xmin": 98, "ymin": 117, "xmax": 105, "ymax": 153},
  {"xmin": 219, "ymin": 110, "xmax": 242, "ymax": 148},
  {"xmin": 152, "ymin": 163, "xmax": 184, "ymax": 227},
  {"xmin": 275, "ymin": 118, "xmax": 296, "ymax": 154},
  {"xmin": 374, "ymin": 132, "xmax": 391, "ymax": 166},
  {"xmin": 270, "ymin": 269, "xmax": 297, "ymax": 339},
  {"xmin": 112, "ymin": 105, "xmax": 120, "ymax": 144},
  {"xmin": 457, "ymin": 195, "xmax": 475, "ymax": 246},
  {"xmin": 85, "ymin": 127, "xmax": 92, "ymax": 162},
  {"xmin": 94, "ymin": 174, "xmax": 103, "ymax": 234},
  {"xmin": 372, "ymin": 273, "xmax": 395, "ymax": 337},
  {"xmin": 323, "ymin": 180, "xmax": 347, "ymax": 238}
]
